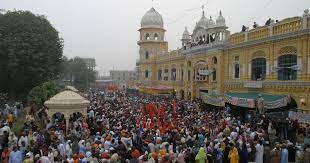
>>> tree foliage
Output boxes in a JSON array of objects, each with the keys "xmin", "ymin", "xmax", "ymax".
[
  {"xmin": 62, "ymin": 57, "xmax": 96, "ymax": 91},
  {"xmin": 27, "ymin": 80, "xmax": 64, "ymax": 107},
  {"xmin": 0, "ymin": 10, "xmax": 64, "ymax": 99}
]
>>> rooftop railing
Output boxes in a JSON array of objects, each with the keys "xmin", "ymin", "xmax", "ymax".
[{"xmin": 229, "ymin": 11, "xmax": 309, "ymax": 46}]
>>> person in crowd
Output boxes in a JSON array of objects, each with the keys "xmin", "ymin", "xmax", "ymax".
[
  {"xmin": 228, "ymin": 143, "xmax": 239, "ymax": 163},
  {"xmin": 195, "ymin": 147, "xmax": 207, "ymax": 163},
  {"xmin": 255, "ymin": 140, "xmax": 264, "ymax": 163},
  {"xmin": 281, "ymin": 143, "xmax": 289, "ymax": 163},
  {"xmin": 263, "ymin": 142, "xmax": 271, "ymax": 163},
  {"xmin": 22, "ymin": 152, "xmax": 34, "ymax": 163},
  {"xmin": 9, "ymin": 146, "xmax": 22, "ymax": 163}
]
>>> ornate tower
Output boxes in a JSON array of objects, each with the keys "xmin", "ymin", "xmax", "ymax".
[
  {"xmin": 137, "ymin": 7, "xmax": 168, "ymax": 83},
  {"xmin": 181, "ymin": 27, "xmax": 191, "ymax": 50}
]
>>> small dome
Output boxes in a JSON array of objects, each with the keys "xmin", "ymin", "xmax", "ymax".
[
  {"xmin": 197, "ymin": 11, "xmax": 209, "ymax": 29},
  {"xmin": 208, "ymin": 16, "xmax": 216, "ymax": 28},
  {"xmin": 216, "ymin": 11, "xmax": 226, "ymax": 27},
  {"xmin": 141, "ymin": 7, "xmax": 164, "ymax": 28},
  {"xmin": 182, "ymin": 27, "xmax": 190, "ymax": 40}
]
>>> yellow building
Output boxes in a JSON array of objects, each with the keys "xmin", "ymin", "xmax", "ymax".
[{"xmin": 136, "ymin": 8, "xmax": 310, "ymax": 113}]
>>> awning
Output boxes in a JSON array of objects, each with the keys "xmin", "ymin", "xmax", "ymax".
[{"xmin": 225, "ymin": 92, "xmax": 290, "ymax": 109}]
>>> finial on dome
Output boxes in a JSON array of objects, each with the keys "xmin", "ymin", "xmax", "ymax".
[
  {"xmin": 210, "ymin": 16, "xmax": 212, "ymax": 20},
  {"xmin": 220, "ymin": 10, "xmax": 222, "ymax": 16}
]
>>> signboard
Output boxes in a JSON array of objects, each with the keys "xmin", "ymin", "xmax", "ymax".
[{"xmin": 198, "ymin": 69, "xmax": 211, "ymax": 76}]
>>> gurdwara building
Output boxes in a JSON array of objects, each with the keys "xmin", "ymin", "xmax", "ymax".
[{"xmin": 136, "ymin": 7, "xmax": 310, "ymax": 113}]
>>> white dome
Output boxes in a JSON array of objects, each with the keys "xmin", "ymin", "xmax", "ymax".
[
  {"xmin": 208, "ymin": 16, "xmax": 216, "ymax": 28},
  {"xmin": 182, "ymin": 27, "xmax": 190, "ymax": 40},
  {"xmin": 197, "ymin": 11, "xmax": 209, "ymax": 29},
  {"xmin": 141, "ymin": 7, "xmax": 164, "ymax": 28},
  {"xmin": 216, "ymin": 11, "xmax": 226, "ymax": 27}
]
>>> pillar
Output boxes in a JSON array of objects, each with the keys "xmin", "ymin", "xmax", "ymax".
[
  {"xmin": 303, "ymin": 9, "xmax": 309, "ymax": 29},
  {"xmin": 65, "ymin": 116, "xmax": 70, "ymax": 134}
]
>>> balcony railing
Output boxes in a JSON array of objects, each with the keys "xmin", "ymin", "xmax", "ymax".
[{"xmin": 244, "ymin": 80, "xmax": 263, "ymax": 88}]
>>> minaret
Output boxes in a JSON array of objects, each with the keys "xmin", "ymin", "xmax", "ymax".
[
  {"xmin": 181, "ymin": 27, "xmax": 191, "ymax": 50},
  {"xmin": 138, "ymin": 7, "xmax": 168, "ymax": 81}
]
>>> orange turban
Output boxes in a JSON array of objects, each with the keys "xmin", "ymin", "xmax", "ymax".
[{"xmin": 159, "ymin": 149, "xmax": 166, "ymax": 156}]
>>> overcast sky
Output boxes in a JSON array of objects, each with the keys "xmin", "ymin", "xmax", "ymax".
[{"xmin": 1, "ymin": 0, "xmax": 310, "ymax": 75}]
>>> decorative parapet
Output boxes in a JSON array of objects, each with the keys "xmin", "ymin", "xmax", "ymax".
[
  {"xmin": 273, "ymin": 17, "xmax": 302, "ymax": 35},
  {"xmin": 248, "ymin": 26, "xmax": 269, "ymax": 41},
  {"xmin": 229, "ymin": 33, "xmax": 245, "ymax": 45},
  {"xmin": 229, "ymin": 14, "xmax": 306, "ymax": 46}
]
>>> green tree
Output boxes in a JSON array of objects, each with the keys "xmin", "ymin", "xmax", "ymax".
[
  {"xmin": 62, "ymin": 57, "xmax": 96, "ymax": 91},
  {"xmin": 27, "ymin": 80, "xmax": 63, "ymax": 107},
  {"xmin": 0, "ymin": 10, "xmax": 63, "ymax": 99}
]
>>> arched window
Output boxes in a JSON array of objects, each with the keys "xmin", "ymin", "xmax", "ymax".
[
  {"xmin": 206, "ymin": 34, "xmax": 210, "ymax": 44},
  {"xmin": 210, "ymin": 33, "xmax": 216, "ymax": 42},
  {"xmin": 145, "ymin": 33, "xmax": 150, "ymax": 40},
  {"xmin": 145, "ymin": 70, "xmax": 149, "ymax": 78},
  {"xmin": 158, "ymin": 69, "xmax": 162, "ymax": 80},
  {"xmin": 234, "ymin": 64, "xmax": 240, "ymax": 79},
  {"xmin": 212, "ymin": 68, "xmax": 216, "ymax": 81},
  {"xmin": 154, "ymin": 33, "xmax": 159, "ymax": 40},
  {"xmin": 181, "ymin": 68, "xmax": 184, "ymax": 81},
  {"xmin": 251, "ymin": 58, "xmax": 266, "ymax": 80},
  {"xmin": 171, "ymin": 68, "xmax": 176, "ymax": 81},
  {"xmin": 145, "ymin": 51, "xmax": 149, "ymax": 59},
  {"xmin": 278, "ymin": 54, "xmax": 297, "ymax": 80},
  {"xmin": 212, "ymin": 57, "xmax": 217, "ymax": 64},
  {"xmin": 164, "ymin": 69, "xmax": 169, "ymax": 81}
]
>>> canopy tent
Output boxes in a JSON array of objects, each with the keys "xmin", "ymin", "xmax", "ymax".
[
  {"xmin": 44, "ymin": 90, "xmax": 90, "ymax": 119},
  {"xmin": 139, "ymin": 85, "xmax": 174, "ymax": 95},
  {"xmin": 225, "ymin": 92, "xmax": 290, "ymax": 109}
]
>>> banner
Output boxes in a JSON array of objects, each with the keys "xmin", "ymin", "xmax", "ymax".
[
  {"xmin": 225, "ymin": 93, "xmax": 290, "ymax": 109},
  {"xmin": 225, "ymin": 96, "xmax": 255, "ymax": 108},
  {"xmin": 289, "ymin": 111, "xmax": 310, "ymax": 124},
  {"xmin": 203, "ymin": 95, "xmax": 225, "ymax": 107}
]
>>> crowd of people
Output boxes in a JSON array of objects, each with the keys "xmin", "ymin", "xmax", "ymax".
[{"xmin": 0, "ymin": 89, "xmax": 309, "ymax": 163}]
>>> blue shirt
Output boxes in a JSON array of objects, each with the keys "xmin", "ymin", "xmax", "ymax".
[
  {"xmin": 281, "ymin": 148, "xmax": 288, "ymax": 163},
  {"xmin": 9, "ymin": 150, "xmax": 22, "ymax": 163}
]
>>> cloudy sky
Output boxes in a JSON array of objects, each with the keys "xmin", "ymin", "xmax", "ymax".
[{"xmin": 1, "ymin": 0, "xmax": 310, "ymax": 75}]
